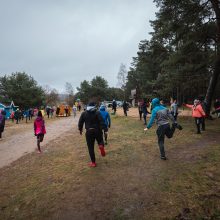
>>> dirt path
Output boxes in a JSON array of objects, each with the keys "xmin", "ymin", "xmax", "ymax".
[{"xmin": 0, "ymin": 116, "xmax": 79, "ymax": 168}]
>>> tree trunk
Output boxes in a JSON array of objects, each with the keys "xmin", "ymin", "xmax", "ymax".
[{"xmin": 205, "ymin": 0, "xmax": 220, "ymax": 115}]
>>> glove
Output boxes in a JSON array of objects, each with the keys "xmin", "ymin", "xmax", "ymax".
[{"xmin": 79, "ymin": 130, "xmax": 83, "ymax": 135}]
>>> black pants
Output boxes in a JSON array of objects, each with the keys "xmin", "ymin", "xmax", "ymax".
[
  {"xmin": 123, "ymin": 109, "xmax": 127, "ymax": 116},
  {"xmin": 156, "ymin": 124, "xmax": 175, "ymax": 157},
  {"xmin": 143, "ymin": 113, "xmax": 147, "ymax": 125},
  {"xmin": 195, "ymin": 118, "xmax": 202, "ymax": 133},
  {"xmin": 86, "ymin": 129, "xmax": 104, "ymax": 163},
  {"xmin": 139, "ymin": 110, "xmax": 142, "ymax": 120},
  {"xmin": 201, "ymin": 117, "xmax": 205, "ymax": 131}
]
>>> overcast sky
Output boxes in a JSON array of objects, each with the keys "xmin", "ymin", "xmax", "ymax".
[{"xmin": 0, "ymin": 0, "xmax": 157, "ymax": 93}]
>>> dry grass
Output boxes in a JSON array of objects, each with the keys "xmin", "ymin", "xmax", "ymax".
[{"xmin": 0, "ymin": 115, "xmax": 220, "ymax": 220}]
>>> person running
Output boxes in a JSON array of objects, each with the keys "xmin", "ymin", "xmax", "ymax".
[
  {"xmin": 78, "ymin": 102, "xmax": 106, "ymax": 167},
  {"xmin": 184, "ymin": 99, "xmax": 206, "ymax": 134},
  {"xmin": 0, "ymin": 110, "xmax": 6, "ymax": 139},
  {"xmin": 34, "ymin": 111, "xmax": 46, "ymax": 153},
  {"xmin": 99, "ymin": 105, "xmax": 111, "ymax": 145},
  {"xmin": 144, "ymin": 98, "xmax": 182, "ymax": 160}
]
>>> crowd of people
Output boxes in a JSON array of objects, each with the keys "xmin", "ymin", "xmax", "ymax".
[{"xmin": 0, "ymin": 97, "xmax": 219, "ymax": 167}]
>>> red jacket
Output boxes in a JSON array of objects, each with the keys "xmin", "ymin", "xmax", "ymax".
[{"xmin": 185, "ymin": 104, "xmax": 206, "ymax": 118}]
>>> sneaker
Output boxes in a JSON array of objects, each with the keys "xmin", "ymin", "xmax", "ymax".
[
  {"xmin": 160, "ymin": 156, "xmax": 167, "ymax": 160},
  {"xmin": 99, "ymin": 146, "xmax": 106, "ymax": 157},
  {"xmin": 37, "ymin": 150, "xmax": 42, "ymax": 154},
  {"xmin": 89, "ymin": 162, "xmax": 97, "ymax": 167}
]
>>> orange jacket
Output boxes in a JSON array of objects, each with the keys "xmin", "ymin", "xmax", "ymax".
[{"xmin": 185, "ymin": 104, "xmax": 206, "ymax": 118}]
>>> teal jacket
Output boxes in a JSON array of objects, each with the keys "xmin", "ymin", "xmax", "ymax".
[{"xmin": 147, "ymin": 98, "xmax": 175, "ymax": 129}]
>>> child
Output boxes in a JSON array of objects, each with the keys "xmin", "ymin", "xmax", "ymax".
[
  {"xmin": 34, "ymin": 111, "xmax": 46, "ymax": 153},
  {"xmin": 184, "ymin": 99, "xmax": 206, "ymax": 134}
]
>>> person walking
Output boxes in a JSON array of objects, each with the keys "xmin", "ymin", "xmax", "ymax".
[
  {"xmin": 170, "ymin": 99, "xmax": 178, "ymax": 121},
  {"xmin": 122, "ymin": 101, "xmax": 129, "ymax": 116},
  {"xmin": 99, "ymin": 105, "xmax": 111, "ymax": 145},
  {"xmin": 142, "ymin": 99, "xmax": 150, "ymax": 125},
  {"xmin": 34, "ymin": 111, "xmax": 46, "ymax": 153},
  {"xmin": 138, "ymin": 100, "xmax": 143, "ymax": 120},
  {"xmin": 184, "ymin": 99, "xmax": 206, "ymax": 134},
  {"xmin": 112, "ymin": 100, "xmax": 117, "ymax": 115},
  {"xmin": 78, "ymin": 102, "xmax": 106, "ymax": 167},
  {"xmin": 0, "ymin": 110, "xmax": 6, "ymax": 139},
  {"xmin": 72, "ymin": 105, "xmax": 77, "ymax": 118},
  {"xmin": 144, "ymin": 98, "xmax": 182, "ymax": 160}
]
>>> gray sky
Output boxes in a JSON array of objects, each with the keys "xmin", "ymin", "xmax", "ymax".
[{"xmin": 0, "ymin": 0, "xmax": 157, "ymax": 93}]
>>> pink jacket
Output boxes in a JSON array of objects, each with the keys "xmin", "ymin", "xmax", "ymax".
[
  {"xmin": 34, "ymin": 117, "xmax": 46, "ymax": 135},
  {"xmin": 185, "ymin": 104, "xmax": 206, "ymax": 118}
]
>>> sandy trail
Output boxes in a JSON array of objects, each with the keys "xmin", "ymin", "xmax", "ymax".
[{"xmin": 0, "ymin": 116, "xmax": 79, "ymax": 168}]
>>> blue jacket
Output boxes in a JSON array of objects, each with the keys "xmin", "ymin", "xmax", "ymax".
[
  {"xmin": 99, "ymin": 105, "xmax": 111, "ymax": 128},
  {"xmin": 147, "ymin": 98, "xmax": 175, "ymax": 129}
]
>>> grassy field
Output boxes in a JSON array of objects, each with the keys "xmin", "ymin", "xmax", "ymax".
[{"xmin": 0, "ymin": 115, "xmax": 220, "ymax": 220}]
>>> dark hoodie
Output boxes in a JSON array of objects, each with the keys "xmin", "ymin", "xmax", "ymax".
[{"xmin": 78, "ymin": 105, "xmax": 105, "ymax": 132}]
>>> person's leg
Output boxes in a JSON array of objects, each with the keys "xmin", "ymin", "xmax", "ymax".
[
  {"xmin": 86, "ymin": 130, "xmax": 96, "ymax": 163},
  {"xmin": 139, "ymin": 111, "xmax": 142, "ymax": 120},
  {"xmin": 96, "ymin": 129, "xmax": 105, "ymax": 156},
  {"xmin": 156, "ymin": 126, "xmax": 166, "ymax": 159},
  {"xmin": 0, "ymin": 132, "xmax": 2, "ymax": 139},
  {"xmin": 104, "ymin": 132, "xmax": 108, "ymax": 144},
  {"xmin": 143, "ymin": 113, "xmax": 147, "ymax": 125},
  {"xmin": 165, "ymin": 123, "xmax": 175, "ymax": 139},
  {"xmin": 37, "ymin": 135, "xmax": 41, "ymax": 153},
  {"xmin": 201, "ymin": 117, "xmax": 205, "ymax": 131},
  {"xmin": 195, "ymin": 118, "xmax": 201, "ymax": 134}
]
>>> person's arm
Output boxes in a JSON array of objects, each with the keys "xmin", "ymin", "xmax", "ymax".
[
  {"xmin": 34, "ymin": 121, "xmax": 36, "ymax": 135},
  {"xmin": 107, "ymin": 113, "xmax": 111, "ymax": 128},
  {"xmin": 184, "ymin": 104, "xmax": 193, "ymax": 109},
  {"xmin": 146, "ymin": 109, "xmax": 157, "ymax": 129},
  {"xmin": 197, "ymin": 105, "xmax": 206, "ymax": 117},
  {"xmin": 97, "ymin": 111, "xmax": 106, "ymax": 131},
  {"xmin": 78, "ymin": 112, "xmax": 85, "ymax": 134},
  {"xmin": 167, "ymin": 109, "xmax": 175, "ymax": 123}
]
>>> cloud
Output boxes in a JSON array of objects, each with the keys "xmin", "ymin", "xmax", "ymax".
[{"xmin": 0, "ymin": 0, "xmax": 156, "ymax": 92}]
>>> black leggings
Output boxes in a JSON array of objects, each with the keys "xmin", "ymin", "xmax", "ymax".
[
  {"xmin": 86, "ymin": 129, "xmax": 104, "ymax": 163},
  {"xmin": 156, "ymin": 124, "xmax": 175, "ymax": 157},
  {"xmin": 195, "ymin": 118, "xmax": 203, "ymax": 133}
]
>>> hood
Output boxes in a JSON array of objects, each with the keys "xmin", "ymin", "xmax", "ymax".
[
  {"xmin": 36, "ymin": 116, "xmax": 43, "ymax": 122},
  {"xmin": 151, "ymin": 98, "xmax": 160, "ymax": 109},
  {"xmin": 99, "ymin": 105, "xmax": 106, "ymax": 111},
  {"xmin": 86, "ymin": 106, "xmax": 96, "ymax": 112}
]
